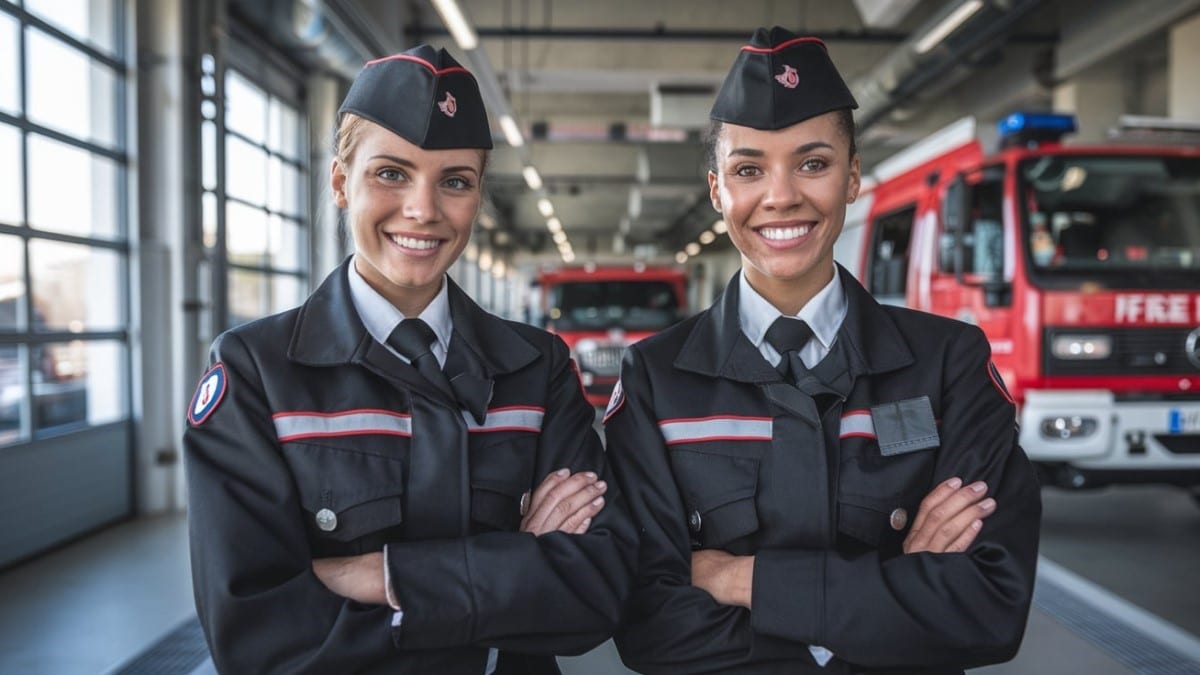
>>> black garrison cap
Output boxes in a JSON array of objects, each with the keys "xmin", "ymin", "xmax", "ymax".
[
  {"xmin": 338, "ymin": 44, "xmax": 493, "ymax": 150},
  {"xmin": 710, "ymin": 26, "xmax": 858, "ymax": 130}
]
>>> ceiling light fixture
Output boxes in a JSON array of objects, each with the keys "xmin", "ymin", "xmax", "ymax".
[
  {"xmin": 430, "ymin": 0, "xmax": 479, "ymax": 50},
  {"xmin": 499, "ymin": 114, "xmax": 524, "ymax": 147},
  {"xmin": 914, "ymin": 0, "xmax": 984, "ymax": 54},
  {"xmin": 537, "ymin": 198, "xmax": 554, "ymax": 218},
  {"xmin": 522, "ymin": 166, "xmax": 543, "ymax": 191}
]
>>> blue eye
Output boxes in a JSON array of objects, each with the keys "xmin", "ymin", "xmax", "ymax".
[
  {"xmin": 444, "ymin": 176, "xmax": 473, "ymax": 190},
  {"xmin": 378, "ymin": 168, "xmax": 404, "ymax": 181}
]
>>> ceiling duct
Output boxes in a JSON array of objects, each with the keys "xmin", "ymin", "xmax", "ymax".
[{"xmin": 850, "ymin": 0, "xmax": 1046, "ymax": 130}]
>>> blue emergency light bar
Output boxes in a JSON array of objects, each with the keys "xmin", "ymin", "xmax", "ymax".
[{"xmin": 998, "ymin": 112, "xmax": 1078, "ymax": 144}]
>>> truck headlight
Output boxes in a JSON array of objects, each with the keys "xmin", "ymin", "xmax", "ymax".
[
  {"xmin": 1040, "ymin": 415, "xmax": 1098, "ymax": 440},
  {"xmin": 1050, "ymin": 335, "xmax": 1112, "ymax": 360}
]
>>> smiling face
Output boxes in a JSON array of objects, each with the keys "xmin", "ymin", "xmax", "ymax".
[
  {"xmin": 708, "ymin": 110, "xmax": 860, "ymax": 315},
  {"xmin": 331, "ymin": 117, "xmax": 484, "ymax": 316}
]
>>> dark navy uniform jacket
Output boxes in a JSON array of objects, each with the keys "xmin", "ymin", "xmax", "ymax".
[
  {"xmin": 605, "ymin": 267, "xmax": 1041, "ymax": 675},
  {"xmin": 184, "ymin": 258, "xmax": 636, "ymax": 674}
]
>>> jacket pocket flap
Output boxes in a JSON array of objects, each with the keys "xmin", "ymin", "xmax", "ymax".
[{"xmin": 870, "ymin": 396, "xmax": 940, "ymax": 456}]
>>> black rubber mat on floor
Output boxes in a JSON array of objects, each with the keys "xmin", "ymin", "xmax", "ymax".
[
  {"xmin": 1034, "ymin": 576, "xmax": 1200, "ymax": 674},
  {"xmin": 112, "ymin": 617, "xmax": 209, "ymax": 674}
]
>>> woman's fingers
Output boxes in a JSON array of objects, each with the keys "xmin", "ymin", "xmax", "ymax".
[{"xmin": 520, "ymin": 471, "xmax": 607, "ymax": 535}]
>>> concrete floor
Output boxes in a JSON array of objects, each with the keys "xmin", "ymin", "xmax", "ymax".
[{"xmin": 1, "ymin": 486, "xmax": 1197, "ymax": 674}]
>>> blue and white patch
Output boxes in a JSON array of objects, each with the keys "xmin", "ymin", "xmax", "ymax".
[
  {"xmin": 603, "ymin": 379, "xmax": 625, "ymax": 423},
  {"xmin": 188, "ymin": 363, "xmax": 227, "ymax": 426}
]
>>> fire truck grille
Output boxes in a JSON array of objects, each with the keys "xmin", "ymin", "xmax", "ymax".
[
  {"xmin": 1044, "ymin": 328, "xmax": 1200, "ymax": 376},
  {"xmin": 577, "ymin": 346, "xmax": 625, "ymax": 376}
]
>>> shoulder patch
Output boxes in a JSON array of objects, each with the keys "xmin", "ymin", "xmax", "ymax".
[
  {"xmin": 189, "ymin": 363, "xmax": 227, "ymax": 426},
  {"xmin": 602, "ymin": 379, "xmax": 625, "ymax": 423},
  {"xmin": 987, "ymin": 361, "xmax": 1015, "ymax": 405}
]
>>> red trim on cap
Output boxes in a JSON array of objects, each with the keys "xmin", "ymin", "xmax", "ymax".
[
  {"xmin": 741, "ymin": 36, "xmax": 827, "ymax": 54},
  {"xmin": 364, "ymin": 54, "xmax": 475, "ymax": 78}
]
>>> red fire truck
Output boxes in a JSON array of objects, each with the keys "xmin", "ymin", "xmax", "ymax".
[
  {"xmin": 837, "ymin": 113, "xmax": 1200, "ymax": 496},
  {"xmin": 537, "ymin": 264, "xmax": 688, "ymax": 406}
]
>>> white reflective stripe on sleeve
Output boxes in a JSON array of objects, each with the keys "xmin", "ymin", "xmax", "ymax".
[
  {"xmin": 465, "ymin": 406, "xmax": 545, "ymax": 433},
  {"xmin": 273, "ymin": 410, "xmax": 413, "ymax": 442},
  {"xmin": 658, "ymin": 416, "xmax": 773, "ymax": 445},
  {"xmin": 840, "ymin": 410, "xmax": 876, "ymax": 439}
]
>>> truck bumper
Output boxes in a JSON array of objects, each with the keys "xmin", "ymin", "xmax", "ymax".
[{"xmin": 1018, "ymin": 389, "xmax": 1200, "ymax": 476}]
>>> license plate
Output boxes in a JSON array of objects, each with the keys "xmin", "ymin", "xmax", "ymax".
[{"xmin": 1167, "ymin": 408, "xmax": 1200, "ymax": 434}]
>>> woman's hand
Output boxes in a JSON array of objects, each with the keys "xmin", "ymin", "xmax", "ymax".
[
  {"xmin": 903, "ymin": 477, "xmax": 997, "ymax": 554},
  {"xmin": 691, "ymin": 549, "xmax": 754, "ymax": 608},
  {"xmin": 520, "ymin": 468, "xmax": 608, "ymax": 536},
  {"xmin": 312, "ymin": 552, "xmax": 386, "ymax": 605}
]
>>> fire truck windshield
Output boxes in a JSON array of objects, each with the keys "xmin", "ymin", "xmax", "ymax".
[
  {"xmin": 548, "ymin": 280, "xmax": 681, "ymax": 331},
  {"xmin": 1019, "ymin": 154, "xmax": 1200, "ymax": 287}
]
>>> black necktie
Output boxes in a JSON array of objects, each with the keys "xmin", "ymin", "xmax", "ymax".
[
  {"xmin": 764, "ymin": 316, "xmax": 814, "ymax": 383},
  {"xmin": 387, "ymin": 319, "xmax": 455, "ymax": 399}
]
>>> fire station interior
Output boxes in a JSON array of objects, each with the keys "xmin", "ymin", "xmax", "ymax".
[{"xmin": 2, "ymin": 0, "xmax": 1199, "ymax": 672}]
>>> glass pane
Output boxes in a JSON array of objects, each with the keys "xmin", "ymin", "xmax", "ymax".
[
  {"xmin": 202, "ymin": 190, "xmax": 217, "ymax": 249},
  {"xmin": 27, "ymin": 28, "xmax": 119, "ymax": 148},
  {"xmin": 269, "ymin": 98, "xmax": 302, "ymax": 160},
  {"xmin": 270, "ymin": 274, "xmax": 303, "ymax": 314},
  {"xmin": 0, "ymin": 13, "xmax": 18, "ymax": 116},
  {"xmin": 0, "ymin": 124, "xmax": 23, "ymax": 225},
  {"xmin": 226, "ymin": 135, "xmax": 267, "ymax": 206},
  {"xmin": 0, "ymin": 234, "xmax": 25, "ymax": 331},
  {"xmin": 269, "ymin": 214, "xmax": 302, "ymax": 271},
  {"xmin": 28, "ymin": 134, "xmax": 120, "ymax": 239},
  {"xmin": 30, "ymin": 240, "xmax": 122, "ymax": 331},
  {"xmin": 229, "ymin": 270, "xmax": 304, "ymax": 326},
  {"xmin": 201, "ymin": 120, "xmax": 216, "ymax": 191},
  {"xmin": 226, "ymin": 201, "xmax": 268, "ymax": 265},
  {"xmin": 0, "ymin": 344, "xmax": 27, "ymax": 445},
  {"xmin": 25, "ymin": 0, "xmax": 118, "ymax": 55},
  {"xmin": 33, "ymin": 339, "xmax": 126, "ymax": 434},
  {"xmin": 268, "ymin": 157, "xmax": 302, "ymax": 217},
  {"xmin": 225, "ymin": 71, "xmax": 266, "ymax": 141}
]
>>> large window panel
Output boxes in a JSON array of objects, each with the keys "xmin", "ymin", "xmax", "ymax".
[
  {"xmin": 0, "ymin": 344, "xmax": 27, "ymax": 445},
  {"xmin": 27, "ymin": 134, "xmax": 120, "ymax": 239},
  {"xmin": 268, "ymin": 157, "xmax": 302, "ymax": 217},
  {"xmin": 226, "ymin": 200, "xmax": 269, "ymax": 266},
  {"xmin": 0, "ymin": 12, "xmax": 17, "ymax": 116},
  {"xmin": 0, "ymin": 234, "xmax": 24, "ymax": 331},
  {"xmin": 29, "ymin": 240, "xmax": 123, "ymax": 332},
  {"xmin": 26, "ymin": 27, "xmax": 119, "ymax": 148},
  {"xmin": 269, "ymin": 97, "xmax": 301, "ymax": 160},
  {"xmin": 225, "ymin": 135, "xmax": 268, "ymax": 206},
  {"xmin": 0, "ymin": 124, "xmax": 22, "ymax": 226},
  {"xmin": 229, "ymin": 269, "xmax": 303, "ymax": 327},
  {"xmin": 24, "ymin": 0, "xmax": 118, "ymax": 56},
  {"xmin": 225, "ymin": 71, "xmax": 266, "ymax": 141},
  {"xmin": 32, "ymin": 339, "xmax": 126, "ymax": 434}
]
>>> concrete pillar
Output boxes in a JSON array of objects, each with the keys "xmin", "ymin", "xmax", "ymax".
[
  {"xmin": 1052, "ymin": 62, "xmax": 1127, "ymax": 143},
  {"xmin": 308, "ymin": 74, "xmax": 345, "ymax": 279},
  {"xmin": 1168, "ymin": 12, "xmax": 1200, "ymax": 120},
  {"xmin": 134, "ymin": 0, "xmax": 192, "ymax": 513}
]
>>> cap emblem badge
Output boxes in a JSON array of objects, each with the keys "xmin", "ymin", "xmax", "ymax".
[
  {"xmin": 438, "ymin": 91, "xmax": 457, "ymax": 118},
  {"xmin": 774, "ymin": 64, "xmax": 799, "ymax": 89}
]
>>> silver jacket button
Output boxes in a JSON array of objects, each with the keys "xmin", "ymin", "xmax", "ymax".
[
  {"xmin": 889, "ymin": 507, "xmax": 908, "ymax": 531},
  {"xmin": 315, "ymin": 508, "xmax": 338, "ymax": 532},
  {"xmin": 688, "ymin": 509, "xmax": 703, "ymax": 534}
]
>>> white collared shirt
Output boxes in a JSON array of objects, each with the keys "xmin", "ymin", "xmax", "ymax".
[
  {"xmin": 347, "ymin": 256, "xmax": 453, "ymax": 368},
  {"xmin": 738, "ymin": 267, "xmax": 848, "ymax": 370}
]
